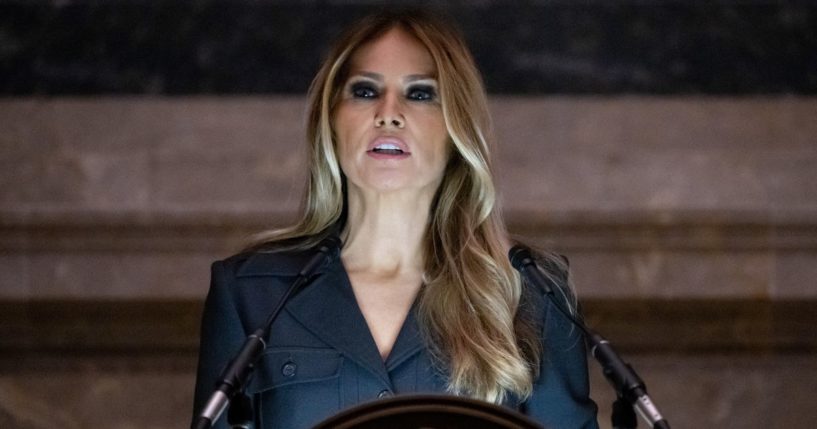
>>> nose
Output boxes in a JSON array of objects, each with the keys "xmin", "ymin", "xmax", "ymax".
[{"xmin": 374, "ymin": 93, "xmax": 405, "ymax": 129}]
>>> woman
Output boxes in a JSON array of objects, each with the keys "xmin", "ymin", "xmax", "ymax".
[{"xmin": 192, "ymin": 10, "xmax": 598, "ymax": 429}]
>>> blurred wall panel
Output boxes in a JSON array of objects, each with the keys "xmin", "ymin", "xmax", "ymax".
[{"xmin": 2, "ymin": 97, "xmax": 816, "ymax": 299}]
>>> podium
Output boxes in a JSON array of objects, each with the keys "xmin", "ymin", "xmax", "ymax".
[{"xmin": 313, "ymin": 394, "xmax": 545, "ymax": 429}]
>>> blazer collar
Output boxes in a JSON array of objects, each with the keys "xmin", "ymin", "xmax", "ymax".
[
  {"xmin": 236, "ymin": 249, "xmax": 335, "ymax": 277},
  {"xmin": 283, "ymin": 258, "xmax": 425, "ymax": 386}
]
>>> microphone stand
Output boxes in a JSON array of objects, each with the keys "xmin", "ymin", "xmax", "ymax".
[
  {"xmin": 509, "ymin": 246, "xmax": 670, "ymax": 429},
  {"xmin": 192, "ymin": 235, "xmax": 342, "ymax": 429}
]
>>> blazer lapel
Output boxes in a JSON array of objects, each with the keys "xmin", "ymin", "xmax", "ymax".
[
  {"xmin": 284, "ymin": 260, "xmax": 392, "ymax": 387},
  {"xmin": 384, "ymin": 302, "xmax": 425, "ymax": 371}
]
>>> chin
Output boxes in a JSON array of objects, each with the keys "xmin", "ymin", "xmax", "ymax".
[
  {"xmin": 367, "ymin": 180, "xmax": 412, "ymax": 193},
  {"xmin": 358, "ymin": 171, "xmax": 413, "ymax": 191},
  {"xmin": 352, "ymin": 170, "xmax": 443, "ymax": 196}
]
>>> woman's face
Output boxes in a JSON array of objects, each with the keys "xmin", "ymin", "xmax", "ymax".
[{"xmin": 333, "ymin": 27, "xmax": 449, "ymax": 197}]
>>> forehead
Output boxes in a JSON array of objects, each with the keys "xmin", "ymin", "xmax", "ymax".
[{"xmin": 347, "ymin": 27, "xmax": 437, "ymax": 76}]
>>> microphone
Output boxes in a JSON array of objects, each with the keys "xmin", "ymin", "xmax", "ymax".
[
  {"xmin": 192, "ymin": 234, "xmax": 342, "ymax": 429},
  {"xmin": 589, "ymin": 333, "xmax": 669, "ymax": 429},
  {"xmin": 509, "ymin": 245, "xmax": 670, "ymax": 429}
]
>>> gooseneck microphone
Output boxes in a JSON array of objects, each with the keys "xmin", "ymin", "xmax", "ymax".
[
  {"xmin": 509, "ymin": 245, "xmax": 670, "ymax": 429},
  {"xmin": 192, "ymin": 235, "xmax": 343, "ymax": 429}
]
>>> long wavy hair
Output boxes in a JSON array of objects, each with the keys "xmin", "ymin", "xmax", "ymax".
[{"xmin": 249, "ymin": 10, "xmax": 542, "ymax": 403}]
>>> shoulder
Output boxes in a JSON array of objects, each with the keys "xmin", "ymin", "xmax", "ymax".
[
  {"xmin": 517, "ymin": 248, "xmax": 581, "ymax": 336},
  {"xmin": 518, "ymin": 248, "xmax": 573, "ymax": 301},
  {"xmin": 215, "ymin": 248, "xmax": 318, "ymax": 279},
  {"xmin": 215, "ymin": 233, "xmax": 342, "ymax": 279},
  {"xmin": 205, "ymin": 243, "xmax": 342, "ymax": 332}
]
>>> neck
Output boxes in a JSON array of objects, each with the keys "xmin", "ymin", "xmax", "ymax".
[{"xmin": 341, "ymin": 188, "xmax": 433, "ymax": 276}]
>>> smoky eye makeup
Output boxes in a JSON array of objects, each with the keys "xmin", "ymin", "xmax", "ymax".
[
  {"xmin": 406, "ymin": 83, "xmax": 438, "ymax": 102},
  {"xmin": 343, "ymin": 75, "xmax": 439, "ymax": 102},
  {"xmin": 346, "ymin": 78, "xmax": 380, "ymax": 99}
]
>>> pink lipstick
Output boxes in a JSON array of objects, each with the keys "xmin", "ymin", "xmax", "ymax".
[{"xmin": 366, "ymin": 137, "xmax": 410, "ymax": 159}]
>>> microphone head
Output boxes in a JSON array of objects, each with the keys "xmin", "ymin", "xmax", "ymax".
[
  {"xmin": 297, "ymin": 234, "xmax": 344, "ymax": 278},
  {"xmin": 508, "ymin": 244, "xmax": 534, "ymax": 270},
  {"xmin": 317, "ymin": 234, "xmax": 343, "ymax": 261}
]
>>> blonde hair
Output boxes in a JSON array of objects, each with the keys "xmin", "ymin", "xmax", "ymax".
[{"xmin": 249, "ymin": 10, "xmax": 542, "ymax": 403}]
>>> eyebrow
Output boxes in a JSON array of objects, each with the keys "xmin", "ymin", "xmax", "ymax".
[{"xmin": 350, "ymin": 71, "xmax": 437, "ymax": 82}]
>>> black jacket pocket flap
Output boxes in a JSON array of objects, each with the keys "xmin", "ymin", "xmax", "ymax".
[{"xmin": 247, "ymin": 348, "xmax": 342, "ymax": 393}]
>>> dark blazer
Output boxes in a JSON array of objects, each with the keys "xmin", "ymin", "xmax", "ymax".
[{"xmin": 192, "ymin": 248, "xmax": 599, "ymax": 429}]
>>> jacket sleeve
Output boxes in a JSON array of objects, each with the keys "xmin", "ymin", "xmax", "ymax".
[
  {"xmin": 191, "ymin": 260, "xmax": 248, "ymax": 429},
  {"xmin": 520, "ymin": 262, "xmax": 600, "ymax": 429}
]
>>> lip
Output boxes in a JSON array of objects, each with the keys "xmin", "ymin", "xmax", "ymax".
[{"xmin": 366, "ymin": 136, "xmax": 411, "ymax": 154}]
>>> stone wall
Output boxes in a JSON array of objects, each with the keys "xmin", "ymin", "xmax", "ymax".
[
  {"xmin": 2, "ymin": 97, "xmax": 816, "ymax": 428},
  {"xmin": 3, "ymin": 97, "xmax": 816, "ymax": 299}
]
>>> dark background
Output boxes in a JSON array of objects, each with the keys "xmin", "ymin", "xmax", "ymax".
[{"xmin": 2, "ymin": 1, "xmax": 816, "ymax": 95}]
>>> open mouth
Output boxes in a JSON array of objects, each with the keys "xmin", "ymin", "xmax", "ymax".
[
  {"xmin": 369, "ymin": 142, "xmax": 406, "ymax": 155},
  {"xmin": 372, "ymin": 148, "xmax": 404, "ymax": 155}
]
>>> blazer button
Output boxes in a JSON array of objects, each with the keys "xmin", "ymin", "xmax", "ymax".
[
  {"xmin": 281, "ymin": 362, "xmax": 297, "ymax": 378},
  {"xmin": 377, "ymin": 389, "xmax": 391, "ymax": 398}
]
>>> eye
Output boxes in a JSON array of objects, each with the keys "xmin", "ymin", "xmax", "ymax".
[
  {"xmin": 349, "ymin": 81, "xmax": 378, "ymax": 99},
  {"xmin": 406, "ymin": 85, "xmax": 436, "ymax": 102}
]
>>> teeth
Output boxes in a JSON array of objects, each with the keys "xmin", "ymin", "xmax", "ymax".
[{"xmin": 374, "ymin": 143, "xmax": 401, "ymax": 150}]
